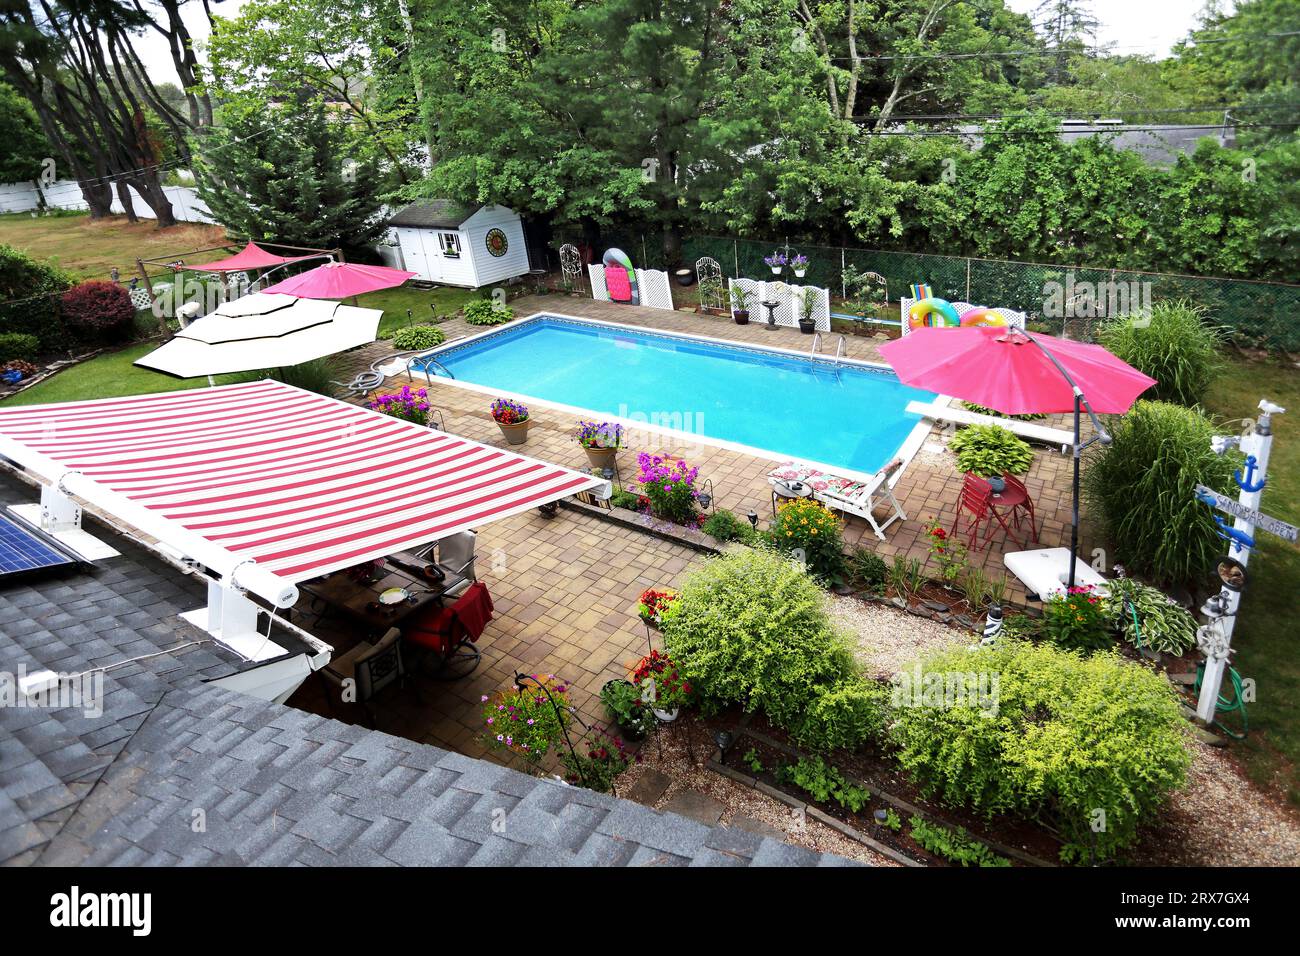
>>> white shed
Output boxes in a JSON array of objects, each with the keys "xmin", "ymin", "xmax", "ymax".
[{"xmin": 387, "ymin": 200, "xmax": 530, "ymax": 288}]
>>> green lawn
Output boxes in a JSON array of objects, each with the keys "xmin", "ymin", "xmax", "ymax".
[
  {"xmin": 0, "ymin": 211, "xmax": 225, "ymax": 280},
  {"xmin": 1202, "ymin": 355, "xmax": 1300, "ymax": 802}
]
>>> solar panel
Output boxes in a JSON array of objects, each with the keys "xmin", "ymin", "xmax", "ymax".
[{"xmin": 0, "ymin": 513, "xmax": 78, "ymax": 579}]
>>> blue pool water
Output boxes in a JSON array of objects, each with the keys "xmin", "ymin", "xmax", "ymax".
[{"xmin": 424, "ymin": 317, "xmax": 935, "ymax": 474}]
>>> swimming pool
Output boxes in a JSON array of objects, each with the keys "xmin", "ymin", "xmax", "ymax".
[{"xmin": 418, "ymin": 315, "xmax": 936, "ymax": 475}]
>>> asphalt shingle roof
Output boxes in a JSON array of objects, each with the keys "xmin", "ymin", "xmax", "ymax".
[
  {"xmin": 387, "ymin": 200, "xmax": 479, "ymax": 230},
  {"xmin": 37, "ymin": 683, "xmax": 856, "ymax": 867}
]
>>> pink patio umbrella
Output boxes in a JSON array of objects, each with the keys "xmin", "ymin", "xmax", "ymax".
[
  {"xmin": 879, "ymin": 324, "xmax": 1156, "ymax": 589},
  {"xmin": 261, "ymin": 261, "xmax": 417, "ymax": 300}
]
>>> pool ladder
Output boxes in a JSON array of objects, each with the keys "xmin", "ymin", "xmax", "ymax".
[{"xmin": 811, "ymin": 333, "xmax": 846, "ymax": 363}]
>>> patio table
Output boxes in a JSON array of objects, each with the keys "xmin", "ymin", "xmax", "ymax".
[
  {"xmin": 300, "ymin": 552, "xmax": 467, "ymax": 636},
  {"xmin": 979, "ymin": 477, "xmax": 1031, "ymax": 549}
]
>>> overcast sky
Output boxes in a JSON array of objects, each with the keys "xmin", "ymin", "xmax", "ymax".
[{"xmin": 133, "ymin": 0, "xmax": 1214, "ymax": 86}]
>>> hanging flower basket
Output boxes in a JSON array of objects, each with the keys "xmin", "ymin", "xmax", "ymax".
[
  {"xmin": 792, "ymin": 254, "xmax": 809, "ymax": 278},
  {"xmin": 763, "ymin": 251, "xmax": 787, "ymax": 275}
]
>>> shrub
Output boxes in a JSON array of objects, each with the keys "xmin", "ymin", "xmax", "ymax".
[
  {"xmin": 463, "ymin": 300, "xmax": 514, "ymax": 326},
  {"xmin": 961, "ymin": 400, "xmax": 1047, "ymax": 422},
  {"xmin": 948, "ymin": 424, "xmax": 1034, "ymax": 477},
  {"xmin": 267, "ymin": 357, "xmax": 339, "ymax": 396},
  {"xmin": 0, "ymin": 332, "xmax": 40, "ymax": 363},
  {"xmin": 0, "ymin": 244, "xmax": 71, "ymax": 350},
  {"xmin": 769, "ymin": 496, "xmax": 847, "ymax": 585},
  {"xmin": 661, "ymin": 548, "xmax": 887, "ymax": 751},
  {"xmin": 1039, "ymin": 585, "xmax": 1111, "ymax": 652},
  {"xmin": 849, "ymin": 546, "xmax": 888, "ymax": 591},
  {"xmin": 1084, "ymin": 400, "xmax": 1237, "ymax": 587},
  {"xmin": 559, "ymin": 733, "xmax": 632, "ymax": 793},
  {"xmin": 1097, "ymin": 300, "xmax": 1223, "ymax": 407},
  {"xmin": 609, "ymin": 488, "xmax": 641, "ymax": 510},
  {"xmin": 701, "ymin": 509, "xmax": 759, "ymax": 544},
  {"xmin": 1103, "ymin": 577, "xmax": 1198, "ymax": 656},
  {"xmin": 60, "ymin": 280, "xmax": 136, "ymax": 344},
  {"xmin": 888, "ymin": 640, "xmax": 1192, "ymax": 862},
  {"xmin": 777, "ymin": 756, "xmax": 869, "ymax": 812},
  {"xmin": 391, "ymin": 324, "xmax": 446, "ymax": 351}
]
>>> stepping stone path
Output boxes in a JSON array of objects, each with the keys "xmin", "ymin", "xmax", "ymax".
[
  {"xmin": 729, "ymin": 813, "xmax": 787, "ymax": 839},
  {"xmin": 662, "ymin": 789, "xmax": 725, "ymax": 826},
  {"xmin": 625, "ymin": 768, "xmax": 672, "ymax": 806}
]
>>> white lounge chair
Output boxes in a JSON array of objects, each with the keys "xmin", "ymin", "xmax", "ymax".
[
  {"xmin": 905, "ymin": 400, "xmax": 1075, "ymax": 453},
  {"xmin": 767, "ymin": 458, "xmax": 907, "ymax": 540}
]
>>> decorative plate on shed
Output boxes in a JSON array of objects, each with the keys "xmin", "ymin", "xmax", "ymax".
[{"xmin": 485, "ymin": 228, "xmax": 508, "ymax": 257}]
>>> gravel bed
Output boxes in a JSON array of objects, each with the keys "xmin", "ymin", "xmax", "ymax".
[{"xmin": 829, "ymin": 594, "xmax": 970, "ymax": 678}]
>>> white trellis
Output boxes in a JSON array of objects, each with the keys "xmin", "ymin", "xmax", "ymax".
[
  {"xmin": 695, "ymin": 256, "xmax": 725, "ymax": 311},
  {"xmin": 559, "ymin": 243, "xmax": 585, "ymax": 293},
  {"xmin": 728, "ymin": 278, "xmax": 830, "ymax": 331},
  {"xmin": 587, "ymin": 265, "xmax": 676, "ymax": 311}
]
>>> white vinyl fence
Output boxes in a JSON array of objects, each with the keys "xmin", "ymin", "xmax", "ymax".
[
  {"xmin": 0, "ymin": 179, "xmax": 214, "ymax": 223},
  {"xmin": 728, "ymin": 278, "xmax": 830, "ymax": 331}
]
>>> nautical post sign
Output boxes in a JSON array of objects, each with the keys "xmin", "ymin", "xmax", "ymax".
[
  {"xmin": 1193, "ymin": 399, "xmax": 1288, "ymax": 724},
  {"xmin": 1194, "ymin": 485, "xmax": 1298, "ymax": 544}
]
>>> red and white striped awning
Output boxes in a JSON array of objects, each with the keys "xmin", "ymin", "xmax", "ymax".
[{"xmin": 0, "ymin": 381, "xmax": 605, "ymax": 584}]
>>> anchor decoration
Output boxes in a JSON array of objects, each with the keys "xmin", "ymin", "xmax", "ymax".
[
  {"xmin": 1195, "ymin": 488, "xmax": 1256, "ymax": 553},
  {"xmin": 1235, "ymin": 455, "xmax": 1266, "ymax": 493}
]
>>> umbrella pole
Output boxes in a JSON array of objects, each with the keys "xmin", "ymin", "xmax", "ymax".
[{"xmin": 1069, "ymin": 393, "xmax": 1081, "ymax": 591}]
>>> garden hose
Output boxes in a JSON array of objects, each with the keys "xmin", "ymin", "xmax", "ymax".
[
  {"xmin": 1126, "ymin": 597, "xmax": 1142, "ymax": 651},
  {"xmin": 1193, "ymin": 661, "xmax": 1250, "ymax": 740}
]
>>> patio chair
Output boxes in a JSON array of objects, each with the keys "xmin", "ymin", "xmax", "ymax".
[
  {"xmin": 403, "ymin": 581, "xmax": 493, "ymax": 680},
  {"xmin": 1001, "ymin": 473, "xmax": 1039, "ymax": 543},
  {"xmin": 422, "ymin": 530, "xmax": 475, "ymax": 598},
  {"xmin": 319, "ymin": 627, "xmax": 405, "ymax": 725},
  {"xmin": 951, "ymin": 473, "xmax": 1022, "ymax": 551},
  {"xmin": 767, "ymin": 458, "xmax": 907, "ymax": 540}
]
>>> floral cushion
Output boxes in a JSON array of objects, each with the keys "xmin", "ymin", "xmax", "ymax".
[{"xmin": 767, "ymin": 462, "xmax": 866, "ymax": 497}]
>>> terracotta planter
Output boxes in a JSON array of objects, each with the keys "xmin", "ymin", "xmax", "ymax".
[
  {"xmin": 583, "ymin": 445, "xmax": 619, "ymax": 470},
  {"xmin": 495, "ymin": 418, "xmax": 529, "ymax": 445}
]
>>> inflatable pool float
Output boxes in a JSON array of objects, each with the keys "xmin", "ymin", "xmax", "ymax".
[
  {"xmin": 959, "ymin": 307, "xmax": 1008, "ymax": 328},
  {"xmin": 907, "ymin": 297, "xmax": 960, "ymax": 330},
  {"xmin": 602, "ymin": 248, "xmax": 639, "ymax": 305}
]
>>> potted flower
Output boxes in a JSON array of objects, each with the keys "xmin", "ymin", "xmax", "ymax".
[
  {"xmin": 630, "ymin": 649, "xmax": 692, "ymax": 722},
  {"xmin": 797, "ymin": 287, "xmax": 817, "ymax": 335},
  {"xmin": 576, "ymin": 420, "xmax": 625, "ymax": 470},
  {"xmin": 481, "ymin": 673, "xmax": 572, "ymax": 766},
  {"xmin": 366, "ymin": 385, "xmax": 431, "ymax": 425},
  {"xmin": 600, "ymin": 678, "xmax": 657, "ymax": 740},
  {"xmin": 730, "ymin": 285, "xmax": 752, "ymax": 325},
  {"xmin": 637, "ymin": 586, "xmax": 677, "ymax": 628},
  {"xmin": 635, "ymin": 455, "xmax": 701, "ymax": 525},
  {"xmin": 763, "ymin": 251, "xmax": 787, "ymax": 275},
  {"xmin": 791, "ymin": 253, "xmax": 809, "ymax": 278},
  {"xmin": 925, "ymin": 519, "xmax": 968, "ymax": 588},
  {"xmin": 490, "ymin": 397, "xmax": 529, "ymax": 445}
]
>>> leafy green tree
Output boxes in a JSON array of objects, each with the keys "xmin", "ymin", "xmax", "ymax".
[
  {"xmin": 0, "ymin": 82, "xmax": 51, "ymax": 197},
  {"xmin": 203, "ymin": 0, "xmax": 421, "ymax": 182},
  {"xmin": 192, "ymin": 102, "xmax": 387, "ymax": 256}
]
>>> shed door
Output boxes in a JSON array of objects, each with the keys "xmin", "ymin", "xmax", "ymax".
[{"xmin": 399, "ymin": 228, "xmax": 435, "ymax": 280}]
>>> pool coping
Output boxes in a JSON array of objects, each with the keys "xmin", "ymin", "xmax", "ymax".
[{"xmin": 390, "ymin": 310, "xmax": 942, "ymax": 486}]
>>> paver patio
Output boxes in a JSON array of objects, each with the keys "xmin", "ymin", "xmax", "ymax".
[{"xmin": 290, "ymin": 293, "xmax": 1103, "ymax": 771}]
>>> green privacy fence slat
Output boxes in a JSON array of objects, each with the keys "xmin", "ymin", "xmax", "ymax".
[{"xmin": 669, "ymin": 235, "xmax": 1300, "ymax": 351}]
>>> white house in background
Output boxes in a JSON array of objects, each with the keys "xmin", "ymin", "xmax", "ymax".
[{"xmin": 387, "ymin": 200, "xmax": 530, "ymax": 287}]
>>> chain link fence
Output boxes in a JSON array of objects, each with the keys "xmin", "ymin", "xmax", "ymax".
[{"xmin": 669, "ymin": 235, "xmax": 1300, "ymax": 352}]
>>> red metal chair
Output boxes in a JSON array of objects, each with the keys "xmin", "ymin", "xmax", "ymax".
[
  {"xmin": 1001, "ymin": 474, "xmax": 1039, "ymax": 543},
  {"xmin": 952, "ymin": 474, "xmax": 1021, "ymax": 550}
]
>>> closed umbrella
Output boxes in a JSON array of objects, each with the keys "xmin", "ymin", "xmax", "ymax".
[
  {"xmin": 879, "ymin": 325, "xmax": 1156, "ymax": 589},
  {"xmin": 261, "ymin": 261, "xmax": 416, "ymax": 299}
]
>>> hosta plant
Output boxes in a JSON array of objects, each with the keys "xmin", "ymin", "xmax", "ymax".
[{"xmin": 949, "ymin": 424, "xmax": 1034, "ymax": 477}]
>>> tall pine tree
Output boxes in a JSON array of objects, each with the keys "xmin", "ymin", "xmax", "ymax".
[{"xmin": 192, "ymin": 101, "xmax": 388, "ymax": 256}]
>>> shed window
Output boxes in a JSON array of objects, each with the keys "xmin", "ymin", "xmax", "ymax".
[{"xmin": 438, "ymin": 232, "xmax": 461, "ymax": 258}]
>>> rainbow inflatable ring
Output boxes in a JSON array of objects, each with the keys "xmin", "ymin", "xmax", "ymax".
[{"xmin": 907, "ymin": 298, "xmax": 1008, "ymax": 331}]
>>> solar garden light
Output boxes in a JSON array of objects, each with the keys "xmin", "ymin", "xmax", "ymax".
[
  {"xmin": 980, "ymin": 604, "xmax": 1004, "ymax": 646},
  {"xmin": 713, "ymin": 729, "xmax": 733, "ymax": 763},
  {"xmin": 746, "ymin": 509, "xmax": 758, "ymax": 529}
]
